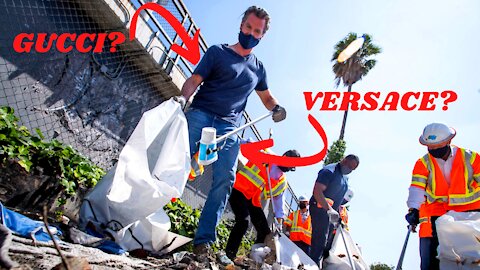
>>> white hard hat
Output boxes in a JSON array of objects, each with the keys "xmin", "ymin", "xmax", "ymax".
[
  {"xmin": 344, "ymin": 188, "xmax": 354, "ymax": 203},
  {"xmin": 298, "ymin": 195, "xmax": 308, "ymax": 202},
  {"xmin": 419, "ymin": 123, "xmax": 456, "ymax": 146}
]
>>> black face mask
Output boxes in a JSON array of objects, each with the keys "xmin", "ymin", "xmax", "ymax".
[
  {"xmin": 428, "ymin": 145, "xmax": 451, "ymax": 159},
  {"xmin": 299, "ymin": 203, "xmax": 307, "ymax": 209},
  {"xmin": 238, "ymin": 31, "xmax": 260, "ymax": 49}
]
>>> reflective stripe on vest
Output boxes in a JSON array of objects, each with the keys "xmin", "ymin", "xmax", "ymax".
[
  {"xmin": 237, "ymin": 163, "xmax": 264, "ymax": 189},
  {"xmin": 421, "ymin": 148, "xmax": 480, "ymax": 206},
  {"xmin": 261, "ymin": 175, "xmax": 287, "ymax": 200},
  {"xmin": 235, "ymin": 162, "xmax": 285, "ymax": 207},
  {"xmin": 289, "ymin": 210, "xmax": 311, "ymax": 244},
  {"xmin": 418, "ymin": 216, "xmax": 433, "ymax": 238},
  {"xmin": 411, "ymin": 174, "xmax": 427, "ymax": 189}
]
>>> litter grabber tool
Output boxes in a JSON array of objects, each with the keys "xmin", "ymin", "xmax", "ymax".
[
  {"xmin": 395, "ymin": 225, "xmax": 414, "ymax": 270},
  {"xmin": 263, "ymin": 128, "xmax": 283, "ymax": 264},
  {"xmin": 336, "ymin": 221, "xmax": 356, "ymax": 270},
  {"xmin": 197, "ymin": 111, "xmax": 273, "ymax": 166},
  {"xmin": 264, "ymin": 128, "xmax": 279, "ymax": 233}
]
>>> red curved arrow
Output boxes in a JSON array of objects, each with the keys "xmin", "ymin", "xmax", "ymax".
[
  {"xmin": 130, "ymin": 3, "xmax": 201, "ymax": 65},
  {"xmin": 240, "ymin": 114, "xmax": 329, "ymax": 167}
]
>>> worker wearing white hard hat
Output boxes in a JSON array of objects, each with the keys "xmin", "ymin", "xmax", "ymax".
[
  {"xmin": 406, "ymin": 123, "xmax": 480, "ymax": 270},
  {"xmin": 418, "ymin": 122, "xmax": 456, "ymax": 146},
  {"xmin": 298, "ymin": 195, "xmax": 308, "ymax": 202},
  {"xmin": 284, "ymin": 195, "xmax": 312, "ymax": 254}
]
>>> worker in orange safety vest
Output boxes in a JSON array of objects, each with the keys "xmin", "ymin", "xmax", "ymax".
[
  {"xmin": 225, "ymin": 149, "xmax": 300, "ymax": 261},
  {"xmin": 284, "ymin": 195, "xmax": 313, "ymax": 254},
  {"xmin": 405, "ymin": 122, "xmax": 480, "ymax": 270}
]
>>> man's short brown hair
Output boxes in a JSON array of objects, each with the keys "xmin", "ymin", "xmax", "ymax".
[{"xmin": 241, "ymin": 6, "xmax": 270, "ymax": 34}]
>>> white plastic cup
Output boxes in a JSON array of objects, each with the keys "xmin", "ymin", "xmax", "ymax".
[{"xmin": 198, "ymin": 127, "xmax": 218, "ymax": 165}]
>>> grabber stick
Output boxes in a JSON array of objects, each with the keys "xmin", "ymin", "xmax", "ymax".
[
  {"xmin": 264, "ymin": 128, "xmax": 281, "ymax": 263},
  {"xmin": 216, "ymin": 111, "xmax": 273, "ymax": 143},
  {"xmin": 337, "ymin": 222, "xmax": 356, "ymax": 270},
  {"xmin": 265, "ymin": 128, "xmax": 277, "ymax": 227},
  {"xmin": 395, "ymin": 225, "xmax": 413, "ymax": 270}
]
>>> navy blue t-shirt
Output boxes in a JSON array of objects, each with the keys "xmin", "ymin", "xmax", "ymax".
[
  {"xmin": 190, "ymin": 44, "xmax": 268, "ymax": 122},
  {"xmin": 310, "ymin": 163, "xmax": 349, "ymax": 210}
]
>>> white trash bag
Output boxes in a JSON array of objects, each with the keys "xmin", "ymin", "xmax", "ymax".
[
  {"xmin": 436, "ymin": 210, "xmax": 480, "ymax": 269},
  {"xmin": 323, "ymin": 227, "xmax": 368, "ymax": 270},
  {"xmin": 79, "ymin": 97, "xmax": 191, "ymax": 252},
  {"xmin": 274, "ymin": 233, "xmax": 319, "ymax": 270}
]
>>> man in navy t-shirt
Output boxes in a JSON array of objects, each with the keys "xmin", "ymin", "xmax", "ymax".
[
  {"xmin": 309, "ymin": 154, "xmax": 360, "ymax": 266},
  {"xmin": 177, "ymin": 6, "xmax": 287, "ymax": 264}
]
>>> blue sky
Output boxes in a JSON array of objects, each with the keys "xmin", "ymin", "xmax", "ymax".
[{"xmin": 183, "ymin": 0, "xmax": 480, "ymax": 268}]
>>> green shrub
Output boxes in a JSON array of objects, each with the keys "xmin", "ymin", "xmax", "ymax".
[
  {"xmin": 0, "ymin": 106, "xmax": 105, "ymax": 204},
  {"xmin": 164, "ymin": 199, "xmax": 254, "ymax": 254}
]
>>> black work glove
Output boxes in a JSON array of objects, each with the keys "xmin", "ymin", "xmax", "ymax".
[
  {"xmin": 272, "ymin": 104, "xmax": 286, "ymax": 122},
  {"xmin": 405, "ymin": 208, "xmax": 419, "ymax": 226}
]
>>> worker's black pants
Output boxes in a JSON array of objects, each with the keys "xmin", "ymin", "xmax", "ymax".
[
  {"xmin": 225, "ymin": 188, "xmax": 271, "ymax": 259},
  {"xmin": 420, "ymin": 216, "xmax": 440, "ymax": 270},
  {"xmin": 309, "ymin": 204, "xmax": 330, "ymax": 265}
]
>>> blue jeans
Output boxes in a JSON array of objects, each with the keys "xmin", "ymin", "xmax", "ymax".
[
  {"xmin": 309, "ymin": 203, "xmax": 330, "ymax": 265},
  {"xmin": 186, "ymin": 108, "xmax": 240, "ymax": 246}
]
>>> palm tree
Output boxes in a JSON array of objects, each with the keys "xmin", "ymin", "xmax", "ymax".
[{"xmin": 332, "ymin": 33, "xmax": 381, "ymax": 140}]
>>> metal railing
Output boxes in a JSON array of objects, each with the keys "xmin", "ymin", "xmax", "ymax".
[
  {"xmin": 118, "ymin": 0, "xmax": 301, "ymax": 211},
  {"xmin": 0, "ymin": 0, "xmax": 300, "ymax": 214}
]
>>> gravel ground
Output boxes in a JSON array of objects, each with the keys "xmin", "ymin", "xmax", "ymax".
[{"xmin": 4, "ymin": 235, "xmax": 274, "ymax": 270}]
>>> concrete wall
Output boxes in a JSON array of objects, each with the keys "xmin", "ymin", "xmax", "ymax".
[{"xmin": 0, "ymin": 0, "xmax": 179, "ymax": 170}]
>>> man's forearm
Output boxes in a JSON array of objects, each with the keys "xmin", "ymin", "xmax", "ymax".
[
  {"xmin": 256, "ymin": 90, "xmax": 279, "ymax": 111},
  {"xmin": 313, "ymin": 183, "xmax": 331, "ymax": 209},
  {"xmin": 265, "ymin": 97, "xmax": 278, "ymax": 111},
  {"xmin": 180, "ymin": 80, "xmax": 196, "ymax": 100},
  {"xmin": 181, "ymin": 75, "xmax": 202, "ymax": 100},
  {"xmin": 315, "ymin": 191, "xmax": 331, "ymax": 209}
]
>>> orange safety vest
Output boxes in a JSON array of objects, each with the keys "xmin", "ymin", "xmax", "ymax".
[
  {"xmin": 411, "ymin": 146, "xmax": 480, "ymax": 215},
  {"xmin": 284, "ymin": 210, "xmax": 311, "ymax": 245},
  {"xmin": 418, "ymin": 203, "xmax": 436, "ymax": 238},
  {"xmin": 234, "ymin": 161, "xmax": 287, "ymax": 208}
]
